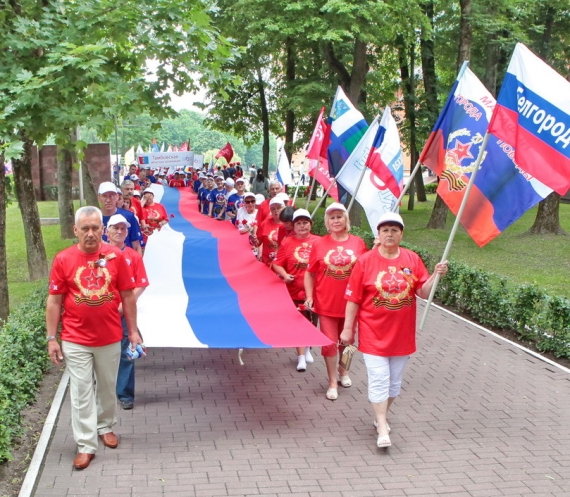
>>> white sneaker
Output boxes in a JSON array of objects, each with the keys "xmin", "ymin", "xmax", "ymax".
[
  {"xmin": 305, "ymin": 348, "xmax": 314, "ymax": 364},
  {"xmin": 296, "ymin": 356, "xmax": 307, "ymax": 372}
]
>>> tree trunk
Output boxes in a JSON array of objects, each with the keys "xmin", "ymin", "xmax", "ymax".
[
  {"xmin": 426, "ymin": 192, "xmax": 449, "ymax": 229},
  {"xmin": 58, "ymin": 133, "xmax": 76, "ymax": 238},
  {"xmin": 526, "ymin": 193, "xmax": 567, "ymax": 235},
  {"xmin": 81, "ymin": 159, "xmax": 98, "ymax": 207},
  {"xmin": 421, "ymin": 0, "xmax": 438, "ymax": 119},
  {"xmin": 483, "ymin": 38, "xmax": 499, "ymax": 96},
  {"xmin": 12, "ymin": 135, "xmax": 48, "ymax": 281},
  {"xmin": 398, "ymin": 40, "xmax": 425, "ymax": 209},
  {"xmin": 284, "ymin": 38, "xmax": 296, "ymax": 162},
  {"xmin": 457, "ymin": 0, "xmax": 472, "ymax": 69},
  {"xmin": 0, "ymin": 151, "xmax": 9, "ymax": 322},
  {"xmin": 256, "ymin": 65, "xmax": 270, "ymax": 176}
]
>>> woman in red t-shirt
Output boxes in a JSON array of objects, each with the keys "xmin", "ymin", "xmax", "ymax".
[
  {"xmin": 304, "ymin": 202, "xmax": 366, "ymax": 401},
  {"xmin": 141, "ymin": 188, "xmax": 168, "ymax": 243},
  {"xmin": 273, "ymin": 209, "xmax": 321, "ymax": 373},
  {"xmin": 255, "ymin": 197, "xmax": 285, "ymax": 265},
  {"xmin": 339, "ymin": 212, "xmax": 448, "ymax": 449}
]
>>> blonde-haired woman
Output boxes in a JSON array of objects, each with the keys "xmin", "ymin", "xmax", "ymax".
[{"xmin": 304, "ymin": 202, "xmax": 366, "ymax": 400}]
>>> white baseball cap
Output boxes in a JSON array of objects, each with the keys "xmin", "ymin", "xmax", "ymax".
[
  {"xmin": 292, "ymin": 209, "xmax": 312, "ymax": 222},
  {"xmin": 325, "ymin": 202, "xmax": 347, "ymax": 215},
  {"xmin": 225, "ymin": 178, "xmax": 235, "ymax": 187},
  {"xmin": 376, "ymin": 212, "xmax": 405, "ymax": 229},
  {"xmin": 269, "ymin": 197, "xmax": 285, "ymax": 207},
  {"xmin": 98, "ymin": 182, "xmax": 118, "ymax": 195},
  {"xmin": 255, "ymin": 194, "xmax": 265, "ymax": 206},
  {"xmin": 107, "ymin": 213, "xmax": 131, "ymax": 228}
]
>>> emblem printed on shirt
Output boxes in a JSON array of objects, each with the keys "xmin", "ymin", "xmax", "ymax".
[
  {"xmin": 73, "ymin": 264, "xmax": 115, "ymax": 306},
  {"xmin": 323, "ymin": 246, "xmax": 356, "ymax": 280},
  {"xmin": 293, "ymin": 242, "xmax": 312, "ymax": 269},
  {"xmin": 372, "ymin": 266, "xmax": 417, "ymax": 309}
]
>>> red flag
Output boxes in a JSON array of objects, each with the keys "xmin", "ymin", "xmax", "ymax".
[
  {"xmin": 215, "ymin": 142, "xmax": 234, "ymax": 163},
  {"xmin": 179, "ymin": 142, "xmax": 188, "ymax": 152},
  {"xmin": 306, "ymin": 108, "xmax": 339, "ymax": 201}
]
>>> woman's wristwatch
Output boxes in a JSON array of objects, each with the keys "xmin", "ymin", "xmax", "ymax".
[{"xmin": 46, "ymin": 335, "xmax": 57, "ymax": 342}]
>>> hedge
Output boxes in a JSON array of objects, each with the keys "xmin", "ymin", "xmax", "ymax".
[{"xmin": 0, "ymin": 288, "xmax": 51, "ymax": 462}]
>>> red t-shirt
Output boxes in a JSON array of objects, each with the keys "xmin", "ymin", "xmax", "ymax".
[
  {"xmin": 274, "ymin": 234, "xmax": 321, "ymax": 300},
  {"xmin": 142, "ymin": 202, "xmax": 168, "ymax": 230},
  {"xmin": 123, "ymin": 246, "xmax": 150, "ymax": 288},
  {"xmin": 48, "ymin": 244, "xmax": 136, "ymax": 346},
  {"xmin": 169, "ymin": 179, "xmax": 185, "ymax": 187},
  {"xmin": 130, "ymin": 196, "xmax": 145, "ymax": 223},
  {"xmin": 258, "ymin": 218, "xmax": 282, "ymax": 264},
  {"xmin": 307, "ymin": 234, "xmax": 366, "ymax": 317},
  {"xmin": 255, "ymin": 199, "xmax": 271, "ymax": 225},
  {"xmin": 345, "ymin": 248, "xmax": 429, "ymax": 356}
]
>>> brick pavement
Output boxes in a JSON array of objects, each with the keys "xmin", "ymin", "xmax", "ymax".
[{"xmin": 32, "ymin": 302, "xmax": 570, "ymax": 496}]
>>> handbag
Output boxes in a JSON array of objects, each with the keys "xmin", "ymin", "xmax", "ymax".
[{"xmin": 339, "ymin": 344, "xmax": 357, "ymax": 371}]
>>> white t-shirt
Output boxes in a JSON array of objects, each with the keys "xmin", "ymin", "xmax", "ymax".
[{"xmin": 235, "ymin": 207, "xmax": 258, "ymax": 233}]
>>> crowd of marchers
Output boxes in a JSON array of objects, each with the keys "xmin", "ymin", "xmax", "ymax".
[{"xmin": 46, "ymin": 160, "xmax": 449, "ymax": 472}]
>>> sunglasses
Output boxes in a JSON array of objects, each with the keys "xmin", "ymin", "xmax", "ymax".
[{"xmin": 244, "ymin": 200, "xmax": 256, "ymax": 204}]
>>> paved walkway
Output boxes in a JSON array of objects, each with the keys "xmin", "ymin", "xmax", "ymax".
[{"xmin": 31, "ymin": 303, "xmax": 570, "ymax": 496}]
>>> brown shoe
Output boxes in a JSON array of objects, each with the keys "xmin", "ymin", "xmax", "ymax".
[
  {"xmin": 73, "ymin": 453, "xmax": 95, "ymax": 470},
  {"xmin": 99, "ymin": 432, "xmax": 119, "ymax": 449}
]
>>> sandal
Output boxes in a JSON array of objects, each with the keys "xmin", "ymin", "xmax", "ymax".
[
  {"xmin": 326, "ymin": 388, "xmax": 338, "ymax": 401},
  {"xmin": 373, "ymin": 420, "xmax": 391, "ymax": 433},
  {"xmin": 339, "ymin": 375, "xmax": 352, "ymax": 388},
  {"xmin": 377, "ymin": 434, "xmax": 392, "ymax": 448}
]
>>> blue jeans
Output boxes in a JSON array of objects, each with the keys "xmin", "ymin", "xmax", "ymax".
[{"xmin": 116, "ymin": 317, "xmax": 135, "ymax": 403}]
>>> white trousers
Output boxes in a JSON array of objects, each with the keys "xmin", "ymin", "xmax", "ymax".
[
  {"xmin": 363, "ymin": 354, "xmax": 410, "ymax": 403},
  {"xmin": 62, "ymin": 340, "xmax": 121, "ymax": 453}
]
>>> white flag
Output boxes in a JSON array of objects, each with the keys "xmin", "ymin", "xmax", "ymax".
[
  {"xmin": 336, "ymin": 115, "xmax": 398, "ymax": 233},
  {"xmin": 124, "ymin": 147, "xmax": 135, "ymax": 165}
]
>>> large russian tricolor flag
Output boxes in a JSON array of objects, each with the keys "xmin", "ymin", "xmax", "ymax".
[
  {"xmin": 420, "ymin": 65, "xmax": 551, "ymax": 247},
  {"xmin": 488, "ymin": 43, "xmax": 570, "ymax": 196},
  {"xmin": 137, "ymin": 186, "xmax": 333, "ymax": 349}
]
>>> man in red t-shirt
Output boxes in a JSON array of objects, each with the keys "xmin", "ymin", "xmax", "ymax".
[
  {"xmin": 107, "ymin": 214, "xmax": 149, "ymax": 410},
  {"xmin": 255, "ymin": 180, "xmax": 283, "ymax": 225},
  {"xmin": 46, "ymin": 206, "xmax": 140, "ymax": 470}
]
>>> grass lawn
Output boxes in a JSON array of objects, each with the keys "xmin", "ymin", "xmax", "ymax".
[
  {"xmin": 6, "ymin": 201, "xmax": 75, "ymax": 310},
  {"xmin": 6, "ymin": 195, "xmax": 570, "ymax": 310}
]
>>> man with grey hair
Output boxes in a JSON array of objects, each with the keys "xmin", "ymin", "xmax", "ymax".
[
  {"xmin": 46, "ymin": 206, "xmax": 140, "ymax": 470},
  {"xmin": 255, "ymin": 179, "xmax": 283, "ymax": 225}
]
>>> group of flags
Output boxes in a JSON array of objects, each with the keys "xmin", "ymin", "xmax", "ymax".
[{"xmin": 305, "ymin": 42, "xmax": 570, "ymax": 247}]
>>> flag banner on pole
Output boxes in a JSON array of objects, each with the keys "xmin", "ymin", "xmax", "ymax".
[
  {"xmin": 276, "ymin": 146, "xmax": 293, "ymax": 185},
  {"xmin": 336, "ymin": 116, "xmax": 397, "ymax": 232},
  {"xmin": 215, "ymin": 142, "xmax": 234, "ymax": 162},
  {"xmin": 136, "ymin": 144, "xmax": 143, "ymax": 154},
  {"xmin": 179, "ymin": 141, "xmax": 188, "ymax": 152},
  {"xmin": 306, "ymin": 107, "xmax": 339, "ymax": 201},
  {"xmin": 137, "ymin": 187, "xmax": 333, "ymax": 349},
  {"xmin": 365, "ymin": 107, "xmax": 404, "ymax": 198},
  {"xmin": 420, "ymin": 65, "xmax": 552, "ymax": 247},
  {"xmin": 488, "ymin": 43, "xmax": 570, "ymax": 196},
  {"xmin": 138, "ymin": 152, "xmax": 194, "ymax": 171},
  {"xmin": 328, "ymin": 87, "xmax": 368, "ymax": 198},
  {"xmin": 124, "ymin": 147, "xmax": 135, "ymax": 166},
  {"xmin": 160, "ymin": 142, "xmax": 165, "ymax": 152}
]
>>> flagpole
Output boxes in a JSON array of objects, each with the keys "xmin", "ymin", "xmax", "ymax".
[
  {"xmin": 346, "ymin": 164, "xmax": 368, "ymax": 214},
  {"xmin": 305, "ymin": 178, "xmax": 316, "ymax": 209},
  {"xmin": 419, "ymin": 131, "xmax": 491, "ymax": 330},
  {"xmin": 310, "ymin": 178, "xmax": 338, "ymax": 218},
  {"xmin": 393, "ymin": 160, "xmax": 422, "ymax": 211},
  {"xmin": 292, "ymin": 161, "xmax": 305, "ymax": 206}
]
